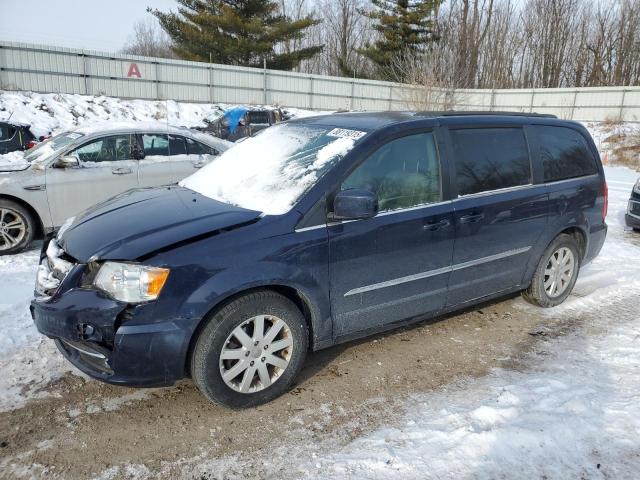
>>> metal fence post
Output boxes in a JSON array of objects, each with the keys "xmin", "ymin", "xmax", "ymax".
[
  {"xmin": 619, "ymin": 89, "xmax": 627, "ymax": 121},
  {"xmin": 154, "ymin": 61, "xmax": 161, "ymax": 100},
  {"xmin": 263, "ymin": 58, "xmax": 267, "ymax": 105},
  {"xmin": 388, "ymin": 85, "xmax": 393, "ymax": 111},
  {"xmin": 570, "ymin": 89, "xmax": 578, "ymax": 120},
  {"xmin": 81, "ymin": 53, "xmax": 88, "ymax": 95},
  {"xmin": 529, "ymin": 88, "xmax": 535, "ymax": 112},
  {"xmin": 350, "ymin": 80, "xmax": 355, "ymax": 110},
  {"xmin": 490, "ymin": 89, "xmax": 496, "ymax": 110},
  {"xmin": 309, "ymin": 76, "xmax": 314, "ymax": 110}
]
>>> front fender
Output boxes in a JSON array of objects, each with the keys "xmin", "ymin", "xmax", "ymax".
[{"xmin": 176, "ymin": 260, "xmax": 332, "ymax": 349}]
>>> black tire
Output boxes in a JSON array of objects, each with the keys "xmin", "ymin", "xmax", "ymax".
[
  {"xmin": 523, "ymin": 234, "xmax": 581, "ymax": 308},
  {"xmin": 191, "ymin": 290, "xmax": 309, "ymax": 408},
  {"xmin": 0, "ymin": 199, "xmax": 36, "ymax": 255}
]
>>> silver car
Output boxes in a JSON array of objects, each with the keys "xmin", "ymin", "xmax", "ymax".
[{"xmin": 0, "ymin": 123, "xmax": 232, "ymax": 254}]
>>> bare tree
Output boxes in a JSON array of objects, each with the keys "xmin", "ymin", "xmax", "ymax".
[{"xmin": 121, "ymin": 18, "xmax": 175, "ymax": 59}]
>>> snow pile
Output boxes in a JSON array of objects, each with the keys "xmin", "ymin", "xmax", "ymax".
[
  {"xmin": 0, "ymin": 90, "xmax": 320, "ymax": 140},
  {"xmin": 181, "ymin": 124, "xmax": 358, "ymax": 214}
]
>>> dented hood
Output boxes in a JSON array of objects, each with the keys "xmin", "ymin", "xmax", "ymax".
[{"xmin": 58, "ymin": 186, "xmax": 261, "ymax": 262}]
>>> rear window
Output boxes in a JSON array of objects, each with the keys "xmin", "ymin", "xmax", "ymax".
[
  {"xmin": 247, "ymin": 111, "xmax": 270, "ymax": 124},
  {"xmin": 534, "ymin": 126, "xmax": 598, "ymax": 182},
  {"xmin": 451, "ymin": 128, "xmax": 531, "ymax": 196}
]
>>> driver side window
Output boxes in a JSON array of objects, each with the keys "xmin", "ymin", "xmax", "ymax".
[
  {"xmin": 72, "ymin": 135, "xmax": 132, "ymax": 163},
  {"xmin": 341, "ymin": 132, "xmax": 441, "ymax": 212}
]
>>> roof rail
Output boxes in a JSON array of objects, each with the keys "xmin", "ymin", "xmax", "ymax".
[{"xmin": 414, "ymin": 110, "xmax": 558, "ymax": 119}]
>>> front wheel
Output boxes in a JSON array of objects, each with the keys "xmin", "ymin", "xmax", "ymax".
[
  {"xmin": 523, "ymin": 234, "xmax": 581, "ymax": 308},
  {"xmin": 0, "ymin": 200, "xmax": 36, "ymax": 255},
  {"xmin": 191, "ymin": 291, "xmax": 308, "ymax": 408}
]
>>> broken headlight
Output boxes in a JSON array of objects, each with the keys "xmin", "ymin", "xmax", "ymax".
[{"xmin": 94, "ymin": 262, "xmax": 170, "ymax": 303}]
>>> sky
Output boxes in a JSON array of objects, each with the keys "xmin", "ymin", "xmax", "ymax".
[{"xmin": 0, "ymin": 0, "xmax": 177, "ymax": 52}]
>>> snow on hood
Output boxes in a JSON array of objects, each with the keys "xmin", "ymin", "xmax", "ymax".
[{"xmin": 180, "ymin": 123, "xmax": 362, "ymax": 214}]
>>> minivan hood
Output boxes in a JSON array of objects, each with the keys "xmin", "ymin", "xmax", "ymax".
[{"xmin": 59, "ymin": 186, "xmax": 262, "ymax": 262}]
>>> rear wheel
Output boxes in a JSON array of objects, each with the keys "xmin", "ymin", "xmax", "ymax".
[
  {"xmin": 0, "ymin": 200, "xmax": 36, "ymax": 255},
  {"xmin": 523, "ymin": 234, "xmax": 581, "ymax": 308},
  {"xmin": 191, "ymin": 291, "xmax": 308, "ymax": 408}
]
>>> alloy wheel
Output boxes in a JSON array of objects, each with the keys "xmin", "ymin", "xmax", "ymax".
[
  {"xmin": 219, "ymin": 315, "xmax": 293, "ymax": 394},
  {"xmin": 0, "ymin": 208, "xmax": 26, "ymax": 251},
  {"xmin": 543, "ymin": 247, "xmax": 575, "ymax": 298}
]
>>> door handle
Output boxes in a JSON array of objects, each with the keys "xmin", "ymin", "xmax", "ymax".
[
  {"xmin": 423, "ymin": 219, "xmax": 450, "ymax": 231},
  {"xmin": 193, "ymin": 161, "xmax": 205, "ymax": 169},
  {"xmin": 112, "ymin": 167, "xmax": 132, "ymax": 175},
  {"xmin": 459, "ymin": 213, "xmax": 484, "ymax": 224}
]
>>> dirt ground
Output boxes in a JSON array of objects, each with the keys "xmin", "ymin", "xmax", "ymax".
[{"xmin": 0, "ymin": 292, "xmax": 574, "ymax": 480}]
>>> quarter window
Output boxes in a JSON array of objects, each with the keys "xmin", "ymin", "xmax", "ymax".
[
  {"xmin": 533, "ymin": 126, "xmax": 597, "ymax": 182},
  {"xmin": 142, "ymin": 134, "xmax": 170, "ymax": 156},
  {"xmin": 342, "ymin": 132, "xmax": 441, "ymax": 212},
  {"xmin": 451, "ymin": 128, "xmax": 531, "ymax": 196},
  {"xmin": 73, "ymin": 135, "xmax": 132, "ymax": 162}
]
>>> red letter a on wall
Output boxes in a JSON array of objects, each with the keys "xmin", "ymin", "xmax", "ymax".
[{"xmin": 127, "ymin": 63, "xmax": 142, "ymax": 78}]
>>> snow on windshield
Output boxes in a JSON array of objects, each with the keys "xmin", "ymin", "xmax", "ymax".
[{"xmin": 180, "ymin": 123, "xmax": 363, "ymax": 214}]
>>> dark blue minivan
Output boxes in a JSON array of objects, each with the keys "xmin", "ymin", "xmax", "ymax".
[{"xmin": 31, "ymin": 112, "xmax": 608, "ymax": 408}]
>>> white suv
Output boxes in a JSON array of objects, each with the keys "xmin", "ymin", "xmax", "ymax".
[{"xmin": 0, "ymin": 122, "xmax": 231, "ymax": 254}]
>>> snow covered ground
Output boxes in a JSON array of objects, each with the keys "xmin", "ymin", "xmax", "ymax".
[{"xmin": 1, "ymin": 91, "xmax": 639, "ymax": 477}]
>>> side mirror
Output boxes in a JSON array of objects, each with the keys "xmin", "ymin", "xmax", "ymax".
[
  {"xmin": 53, "ymin": 155, "xmax": 80, "ymax": 168},
  {"xmin": 332, "ymin": 189, "xmax": 378, "ymax": 221}
]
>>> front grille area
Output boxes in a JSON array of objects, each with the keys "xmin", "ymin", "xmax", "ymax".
[
  {"xmin": 35, "ymin": 239, "xmax": 76, "ymax": 299},
  {"xmin": 629, "ymin": 200, "xmax": 640, "ymax": 217}
]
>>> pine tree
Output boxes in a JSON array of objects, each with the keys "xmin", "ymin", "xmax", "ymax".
[
  {"xmin": 359, "ymin": 0, "xmax": 441, "ymax": 80},
  {"xmin": 150, "ymin": 0, "xmax": 323, "ymax": 70}
]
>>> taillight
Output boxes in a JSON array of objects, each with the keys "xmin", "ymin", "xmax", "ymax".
[
  {"xmin": 27, "ymin": 140, "xmax": 38, "ymax": 150},
  {"xmin": 602, "ymin": 180, "xmax": 608, "ymax": 219}
]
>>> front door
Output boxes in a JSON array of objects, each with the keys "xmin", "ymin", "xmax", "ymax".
[
  {"xmin": 445, "ymin": 126, "xmax": 548, "ymax": 306},
  {"xmin": 46, "ymin": 134, "xmax": 139, "ymax": 227},
  {"xmin": 328, "ymin": 131, "xmax": 455, "ymax": 338}
]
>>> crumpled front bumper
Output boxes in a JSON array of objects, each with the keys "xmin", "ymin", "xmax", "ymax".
[{"xmin": 31, "ymin": 288, "xmax": 198, "ymax": 387}]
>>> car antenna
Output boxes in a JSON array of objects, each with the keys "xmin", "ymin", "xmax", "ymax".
[{"xmin": 6, "ymin": 111, "xmax": 13, "ymax": 121}]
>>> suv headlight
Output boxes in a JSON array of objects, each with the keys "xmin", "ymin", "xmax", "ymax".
[
  {"xmin": 634, "ymin": 179, "xmax": 640, "ymax": 194},
  {"xmin": 94, "ymin": 262, "xmax": 170, "ymax": 303}
]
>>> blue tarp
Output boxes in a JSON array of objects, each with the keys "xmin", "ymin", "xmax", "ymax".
[{"xmin": 223, "ymin": 106, "xmax": 249, "ymax": 134}]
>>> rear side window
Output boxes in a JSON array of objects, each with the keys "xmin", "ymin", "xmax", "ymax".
[
  {"xmin": 186, "ymin": 138, "xmax": 215, "ymax": 155},
  {"xmin": 533, "ymin": 126, "xmax": 597, "ymax": 182},
  {"xmin": 342, "ymin": 132, "xmax": 441, "ymax": 211},
  {"xmin": 168, "ymin": 135, "xmax": 186, "ymax": 155},
  {"xmin": 142, "ymin": 134, "xmax": 169, "ymax": 156},
  {"xmin": 451, "ymin": 128, "xmax": 531, "ymax": 196}
]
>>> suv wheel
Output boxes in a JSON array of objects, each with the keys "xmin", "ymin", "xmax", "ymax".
[
  {"xmin": 191, "ymin": 291, "xmax": 308, "ymax": 408},
  {"xmin": 0, "ymin": 200, "xmax": 36, "ymax": 255},
  {"xmin": 523, "ymin": 234, "xmax": 581, "ymax": 307}
]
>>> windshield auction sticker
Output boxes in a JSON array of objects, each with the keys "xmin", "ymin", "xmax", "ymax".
[{"xmin": 326, "ymin": 128, "xmax": 367, "ymax": 140}]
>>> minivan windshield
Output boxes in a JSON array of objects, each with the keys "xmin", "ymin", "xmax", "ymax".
[
  {"xmin": 180, "ymin": 123, "xmax": 366, "ymax": 214},
  {"xmin": 25, "ymin": 131, "xmax": 84, "ymax": 164}
]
